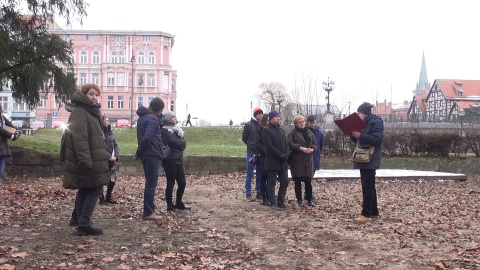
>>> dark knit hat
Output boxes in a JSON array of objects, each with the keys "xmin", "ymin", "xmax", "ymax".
[
  {"xmin": 150, "ymin": 97, "xmax": 165, "ymax": 112},
  {"xmin": 253, "ymin": 107, "xmax": 263, "ymax": 117},
  {"xmin": 357, "ymin": 102, "xmax": 373, "ymax": 115},
  {"xmin": 268, "ymin": 110, "xmax": 280, "ymax": 119},
  {"xmin": 162, "ymin": 111, "xmax": 176, "ymax": 123}
]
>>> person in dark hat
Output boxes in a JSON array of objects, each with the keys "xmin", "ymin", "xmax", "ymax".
[
  {"xmin": 262, "ymin": 110, "xmax": 290, "ymax": 210},
  {"xmin": 242, "ymin": 107, "xmax": 264, "ymax": 201},
  {"xmin": 136, "ymin": 97, "xmax": 165, "ymax": 220},
  {"xmin": 351, "ymin": 102, "xmax": 384, "ymax": 223}
]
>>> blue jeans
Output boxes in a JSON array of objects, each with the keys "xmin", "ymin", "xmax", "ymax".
[
  {"xmin": 0, "ymin": 156, "xmax": 5, "ymax": 183},
  {"xmin": 245, "ymin": 152, "xmax": 261, "ymax": 196},
  {"xmin": 141, "ymin": 156, "xmax": 161, "ymax": 218}
]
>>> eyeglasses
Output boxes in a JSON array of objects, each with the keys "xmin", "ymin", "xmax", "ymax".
[{"xmin": 296, "ymin": 120, "xmax": 305, "ymax": 124}]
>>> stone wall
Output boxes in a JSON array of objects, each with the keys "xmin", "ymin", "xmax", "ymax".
[
  {"xmin": 5, "ymin": 146, "xmax": 246, "ymax": 178},
  {"xmin": 5, "ymin": 146, "xmax": 480, "ymax": 178}
]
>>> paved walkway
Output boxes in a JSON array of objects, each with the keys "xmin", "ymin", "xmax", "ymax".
[{"xmin": 308, "ymin": 169, "xmax": 467, "ymax": 181}]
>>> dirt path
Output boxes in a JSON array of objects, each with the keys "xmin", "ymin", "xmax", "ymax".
[{"xmin": 0, "ymin": 174, "xmax": 479, "ymax": 269}]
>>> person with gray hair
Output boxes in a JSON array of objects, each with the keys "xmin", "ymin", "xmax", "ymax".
[
  {"xmin": 161, "ymin": 111, "xmax": 190, "ymax": 211},
  {"xmin": 350, "ymin": 102, "xmax": 384, "ymax": 223}
]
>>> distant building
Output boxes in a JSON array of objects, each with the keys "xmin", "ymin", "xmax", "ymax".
[
  {"xmin": 38, "ymin": 25, "xmax": 177, "ymax": 124},
  {"xmin": 374, "ymin": 100, "xmax": 410, "ymax": 122},
  {"xmin": 408, "ymin": 52, "xmax": 430, "ymax": 122}
]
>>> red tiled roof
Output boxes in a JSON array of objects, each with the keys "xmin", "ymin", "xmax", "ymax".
[
  {"xmin": 435, "ymin": 79, "xmax": 480, "ymax": 99},
  {"xmin": 415, "ymin": 93, "xmax": 428, "ymax": 112}
]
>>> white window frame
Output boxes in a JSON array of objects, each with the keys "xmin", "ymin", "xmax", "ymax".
[
  {"xmin": 138, "ymin": 52, "xmax": 145, "ymax": 64},
  {"xmin": 92, "ymin": 51, "xmax": 100, "ymax": 64},
  {"xmin": 147, "ymin": 52, "xmax": 155, "ymax": 64},
  {"xmin": 118, "ymin": 96, "xmax": 124, "ymax": 109},
  {"xmin": 107, "ymin": 73, "xmax": 115, "ymax": 85},
  {"xmin": 147, "ymin": 74, "xmax": 155, "ymax": 87},
  {"xmin": 92, "ymin": 73, "xmax": 99, "ymax": 84},
  {"xmin": 107, "ymin": 96, "xmax": 114, "ymax": 109},
  {"xmin": 143, "ymin": 36, "xmax": 150, "ymax": 42},
  {"xmin": 80, "ymin": 73, "xmax": 87, "ymax": 85},
  {"xmin": 117, "ymin": 73, "xmax": 125, "ymax": 86},
  {"xmin": 80, "ymin": 51, "xmax": 87, "ymax": 64}
]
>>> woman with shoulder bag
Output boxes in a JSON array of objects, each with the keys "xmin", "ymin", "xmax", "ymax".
[{"xmin": 161, "ymin": 111, "xmax": 191, "ymax": 211}]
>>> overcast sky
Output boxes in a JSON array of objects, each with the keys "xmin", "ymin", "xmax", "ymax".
[{"xmin": 64, "ymin": 0, "xmax": 480, "ymax": 124}]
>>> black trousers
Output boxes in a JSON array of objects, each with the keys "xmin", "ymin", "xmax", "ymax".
[
  {"xmin": 163, "ymin": 162, "xmax": 187, "ymax": 208},
  {"xmin": 360, "ymin": 169, "xmax": 379, "ymax": 217},
  {"xmin": 293, "ymin": 177, "xmax": 313, "ymax": 202}
]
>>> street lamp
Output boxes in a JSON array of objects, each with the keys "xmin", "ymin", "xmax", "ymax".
[
  {"xmin": 130, "ymin": 55, "xmax": 135, "ymax": 126},
  {"xmin": 458, "ymin": 109, "xmax": 465, "ymax": 136},
  {"xmin": 322, "ymin": 77, "xmax": 335, "ymax": 114}
]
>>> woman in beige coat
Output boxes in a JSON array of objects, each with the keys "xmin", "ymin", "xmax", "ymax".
[{"xmin": 287, "ymin": 115, "xmax": 317, "ymax": 207}]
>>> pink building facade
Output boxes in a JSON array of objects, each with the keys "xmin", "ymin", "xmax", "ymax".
[{"xmin": 41, "ymin": 29, "xmax": 177, "ymax": 124}]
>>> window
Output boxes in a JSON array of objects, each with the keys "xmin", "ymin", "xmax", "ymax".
[
  {"xmin": 14, "ymin": 100, "xmax": 28, "ymax": 111},
  {"xmin": 147, "ymin": 52, "xmax": 155, "ymax": 64},
  {"xmin": 162, "ymin": 74, "xmax": 169, "ymax": 91},
  {"xmin": 92, "ymin": 51, "xmax": 100, "ymax": 64},
  {"xmin": 137, "ymin": 96, "xmax": 144, "ymax": 108},
  {"xmin": 118, "ymin": 73, "xmax": 125, "ymax": 86},
  {"xmin": 107, "ymin": 96, "xmax": 114, "ymax": 109},
  {"xmin": 60, "ymin": 35, "xmax": 70, "ymax": 41},
  {"xmin": 143, "ymin": 36, "xmax": 150, "ymax": 42},
  {"xmin": 111, "ymin": 52, "xmax": 118, "ymax": 63},
  {"xmin": 92, "ymin": 73, "xmax": 99, "ymax": 84},
  {"xmin": 80, "ymin": 51, "xmax": 87, "ymax": 64},
  {"xmin": 118, "ymin": 96, "xmax": 124, "ymax": 109},
  {"xmin": 87, "ymin": 35, "xmax": 94, "ymax": 41},
  {"xmin": 171, "ymin": 78, "xmax": 175, "ymax": 91},
  {"xmin": 118, "ymin": 51, "xmax": 125, "ymax": 63},
  {"xmin": 137, "ymin": 74, "xmax": 144, "ymax": 86},
  {"xmin": 113, "ymin": 35, "xmax": 122, "ymax": 42},
  {"xmin": 80, "ymin": 73, "xmax": 87, "ymax": 85},
  {"xmin": 107, "ymin": 73, "xmax": 114, "ymax": 85},
  {"xmin": 170, "ymin": 101, "xmax": 174, "ymax": 112},
  {"xmin": 138, "ymin": 52, "xmax": 145, "ymax": 64},
  {"xmin": 0, "ymin": 97, "xmax": 7, "ymax": 112},
  {"xmin": 147, "ymin": 74, "xmax": 155, "ymax": 87},
  {"xmin": 39, "ymin": 96, "xmax": 46, "ymax": 108}
]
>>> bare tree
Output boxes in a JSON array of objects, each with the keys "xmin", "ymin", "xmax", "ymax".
[{"xmin": 290, "ymin": 74, "xmax": 325, "ymax": 116}]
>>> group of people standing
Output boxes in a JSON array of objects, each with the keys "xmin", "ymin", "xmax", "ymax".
[
  {"xmin": 63, "ymin": 83, "xmax": 189, "ymax": 236},
  {"xmin": 243, "ymin": 108, "xmax": 323, "ymax": 209},
  {"xmin": 243, "ymin": 102, "xmax": 384, "ymax": 223}
]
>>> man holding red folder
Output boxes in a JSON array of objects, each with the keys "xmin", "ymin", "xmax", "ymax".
[{"xmin": 350, "ymin": 102, "xmax": 384, "ymax": 223}]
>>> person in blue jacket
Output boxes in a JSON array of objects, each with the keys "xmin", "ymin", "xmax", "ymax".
[
  {"xmin": 350, "ymin": 102, "xmax": 384, "ymax": 223},
  {"xmin": 136, "ymin": 97, "xmax": 165, "ymax": 220}
]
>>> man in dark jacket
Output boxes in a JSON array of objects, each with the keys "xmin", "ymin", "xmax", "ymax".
[
  {"xmin": 262, "ymin": 110, "xmax": 290, "ymax": 210},
  {"xmin": 306, "ymin": 115, "xmax": 323, "ymax": 202},
  {"xmin": 242, "ymin": 107, "xmax": 263, "ymax": 201},
  {"xmin": 136, "ymin": 97, "xmax": 165, "ymax": 220},
  {"xmin": 351, "ymin": 102, "xmax": 384, "ymax": 223},
  {"xmin": 0, "ymin": 105, "xmax": 21, "ymax": 184}
]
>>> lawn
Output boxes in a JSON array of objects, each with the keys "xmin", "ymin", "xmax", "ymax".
[{"xmin": 11, "ymin": 126, "xmax": 246, "ymax": 157}]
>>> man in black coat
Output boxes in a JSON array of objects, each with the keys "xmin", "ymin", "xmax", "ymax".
[
  {"xmin": 242, "ymin": 107, "xmax": 263, "ymax": 201},
  {"xmin": 262, "ymin": 110, "xmax": 290, "ymax": 210}
]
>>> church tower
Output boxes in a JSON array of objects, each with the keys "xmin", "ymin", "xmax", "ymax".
[{"xmin": 414, "ymin": 52, "xmax": 430, "ymax": 95}]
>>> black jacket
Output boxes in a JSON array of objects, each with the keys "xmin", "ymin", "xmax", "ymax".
[
  {"xmin": 254, "ymin": 125, "xmax": 267, "ymax": 176},
  {"xmin": 262, "ymin": 123, "xmax": 289, "ymax": 171},
  {"xmin": 242, "ymin": 118, "xmax": 258, "ymax": 153},
  {"xmin": 161, "ymin": 124, "xmax": 186, "ymax": 165}
]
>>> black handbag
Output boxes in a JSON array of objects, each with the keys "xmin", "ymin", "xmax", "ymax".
[{"xmin": 248, "ymin": 153, "xmax": 259, "ymax": 165}]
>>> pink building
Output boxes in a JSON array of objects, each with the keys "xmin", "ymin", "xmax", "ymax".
[{"xmin": 42, "ymin": 28, "xmax": 177, "ymax": 124}]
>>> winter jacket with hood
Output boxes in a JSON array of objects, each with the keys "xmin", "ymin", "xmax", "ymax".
[
  {"xmin": 63, "ymin": 92, "xmax": 110, "ymax": 189},
  {"xmin": 161, "ymin": 121, "xmax": 186, "ymax": 165},
  {"xmin": 136, "ymin": 106, "xmax": 164, "ymax": 160}
]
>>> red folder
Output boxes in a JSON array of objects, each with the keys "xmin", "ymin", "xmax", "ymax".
[{"xmin": 334, "ymin": 113, "xmax": 367, "ymax": 135}]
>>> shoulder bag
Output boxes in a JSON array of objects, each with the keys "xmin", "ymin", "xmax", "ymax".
[{"xmin": 352, "ymin": 143, "xmax": 375, "ymax": 163}]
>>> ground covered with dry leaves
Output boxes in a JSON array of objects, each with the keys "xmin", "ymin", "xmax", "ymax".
[{"xmin": 0, "ymin": 173, "xmax": 479, "ymax": 269}]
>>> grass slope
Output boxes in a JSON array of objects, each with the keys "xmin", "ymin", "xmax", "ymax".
[{"xmin": 11, "ymin": 126, "xmax": 246, "ymax": 157}]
